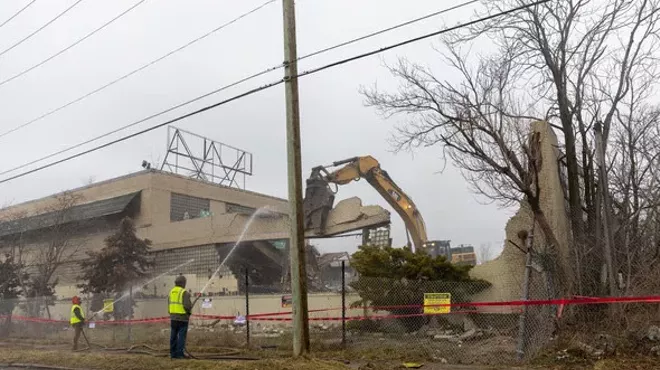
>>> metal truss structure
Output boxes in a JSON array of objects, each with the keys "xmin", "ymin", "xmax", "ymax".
[{"xmin": 161, "ymin": 127, "xmax": 253, "ymax": 189}]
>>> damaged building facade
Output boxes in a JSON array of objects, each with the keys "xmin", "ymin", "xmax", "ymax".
[{"xmin": 0, "ymin": 169, "xmax": 390, "ymax": 301}]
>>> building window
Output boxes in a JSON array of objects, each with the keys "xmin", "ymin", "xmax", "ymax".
[
  {"xmin": 170, "ymin": 193, "xmax": 211, "ymax": 221},
  {"xmin": 226, "ymin": 203, "xmax": 256, "ymax": 214}
]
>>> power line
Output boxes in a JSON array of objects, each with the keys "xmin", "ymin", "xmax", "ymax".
[
  {"xmin": 0, "ymin": 80, "xmax": 285, "ymax": 185},
  {"xmin": 297, "ymin": 0, "xmax": 480, "ymax": 62},
  {"xmin": 0, "ymin": 0, "xmax": 547, "ymax": 185},
  {"xmin": 0, "ymin": 0, "xmax": 277, "ymax": 139},
  {"xmin": 0, "ymin": 0, "xmax": 38, "ymax": 30},
  {"xmin": 0, "ymin": 0, "xmax": 85, "ymax": 58},
  {"xmin": 0, "ymin": 0, "xmax": 480, "ymax": 174},
  {"xmin": 0, "ymin": 0, "xmax": 475, "ymax": 140},
  {"xmin": 0, "ymin": 66, "xmax": 279, "ymax": 178},
  {"xmin": 0, "ymin": 0, "xmax": 149, "ymax": 90}
]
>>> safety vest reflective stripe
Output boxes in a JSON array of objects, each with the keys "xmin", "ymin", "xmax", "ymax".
[
  {"xmin": 70, "ymin": 304, "xmax": 84, "ymax": 325},
  {"xmin": 168, "ymin": 286, "xmax": 186, "ymax": 314}
]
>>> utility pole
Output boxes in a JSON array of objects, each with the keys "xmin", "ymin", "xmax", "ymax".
[{"xmin": 282, "ymin": 0, "xmax": 310, "ymax": 356}]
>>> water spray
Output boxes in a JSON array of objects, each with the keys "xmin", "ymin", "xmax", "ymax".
[
  {"xmin": 92, "ymin": 258, "xmax": 196, "ymax": 317},
  {"xmin": 195, "ymin": 207, "xmax": 268, "ymax": 305}
]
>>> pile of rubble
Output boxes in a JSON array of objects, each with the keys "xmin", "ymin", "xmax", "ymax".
[
  {"xmin": 554, "ymin": 325, "xmax": 660, "ymax": 362},
  {"xmin": 311, "ymin": 323, "xmax": 335, "ymax": 332},
  {"xmin": 427, "ymin": 328, "xmax": 490, "ymax": 343},
  {"xmin": 253, "ymin": 326, "xmax": 286, "ymax": 338},
  {"xmin": 648, "ymin": 325, "xmax": 660, "ymax": 356}
]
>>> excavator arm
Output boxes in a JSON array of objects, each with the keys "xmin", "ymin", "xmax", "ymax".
[{"xmin": 302, "ymin": 156, "xmax": 428, "ymax": 251}]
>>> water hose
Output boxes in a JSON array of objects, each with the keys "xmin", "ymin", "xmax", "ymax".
[{"xmin": 74, "ymin": 339, "xmax": 253, "ymax": 360}]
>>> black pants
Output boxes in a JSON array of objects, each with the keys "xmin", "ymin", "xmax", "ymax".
[
  {"xmin": 170, "ymin": 320, "xmax": 189, "ymax": 359},
  {"xmin": 72, "ymin": 323, "xmax": 83, "ymax": 350}
]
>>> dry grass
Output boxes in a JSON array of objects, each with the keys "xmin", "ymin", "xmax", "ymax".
[
  {"xmin": 0, "ymin": 347, "xmax": 349, "ymax": 370},
  {"xmin": 0, "ymin": 342, "xmax": 658, "ymax": 370},
  {"xmin": 3, "ymin": 326, "xmax": 658, "ymax": 370},
  {"xmin": 591, "ymin": 358, "xmax": 660, "ymax": 370}
]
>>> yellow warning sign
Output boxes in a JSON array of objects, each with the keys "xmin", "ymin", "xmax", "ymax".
[
  {"xmin": 103, "ymin": 299, "xmax": 114, "ymax": 313},
  {"xmin": 423, "ymin": 293, "xmax": 451, "ymax": 314}
]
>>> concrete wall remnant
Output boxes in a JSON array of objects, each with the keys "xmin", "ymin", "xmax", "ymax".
[{"xmin": 470, "ymin": 121, "xmax": 571, "ymax": 309}]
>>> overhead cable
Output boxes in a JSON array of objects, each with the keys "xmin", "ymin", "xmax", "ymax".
[
  {"xmin": 297, "ymin": 0, "xmax": 480, "ymax": 62},
  {"xmin": 0, "ymin": 0, "xmax": 481, "ymax": 175},
  {"xmin": 0, "ymin": 0, "xmax": 277, "ymax": 139},
  {"xmin": 0, "ymin": 0, "xmax": 38, "ymax": 30},
  {"xmin": 0, "ymin": 0, "xmax": 148, "ymax": 89},
  {"xmin": 0, "ymin": 0, "xmax": 473, "ymax": 140},
  {"xmin": 0, "ymin": 0, "xmax": 548, "ymax": 185},
  {"xmin": 0, "ymin": 0, "xmax": 85, "ymax": 58},
  {"xmin": 0, "ymin": 66, "xmax": 280, "ymax": 178}
]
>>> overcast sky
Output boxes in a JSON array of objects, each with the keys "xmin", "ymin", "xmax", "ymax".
[{"xmin": 0, "ymin": 0, "xmax": 514, "ymax": 256}]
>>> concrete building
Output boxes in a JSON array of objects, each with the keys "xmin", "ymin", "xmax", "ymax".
[
  {"xmin": 0, "ymin": 169, "xmax": 390, "ymax": 300},
  {"xmin": 317, "ymin": 252, "xmax": 353, "ymax": 291},
  {"xmin": 451, "ymin": 244, "xmax": 477, "ymax": 266}
]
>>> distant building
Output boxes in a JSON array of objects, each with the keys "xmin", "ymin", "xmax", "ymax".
[
  {"xmin": 421, "ymin": 240, "xmax": 477, "ymax": 266},
  {"xmin": 0, "ymin": 169, "xmax": 295, "ymax": 299},
  {"xmin": 451, "ymin": 244, "xmax": 477, "ymax": 266}
]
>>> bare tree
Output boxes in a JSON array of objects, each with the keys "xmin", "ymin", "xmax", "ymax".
[
  {"xmin": 609, "ymin": 100, "xmax": 660, "ymax": 296},
  {"xmin": 14, "ymin": 192, "xmax": 86, "ymax": 318},
  {"xmin": 82, "ymin": 176, "xmax": 96, "ymax": 185},
  {"xmin": 477, "ymin": 243, "xmax": 494, "ymax": 264},
  {"xmin": 362, "ymin": 0, "xmax": 660, "ymax": 298},
  {"xmin": 362, "ymin": 54, "xmax": 568, "ymax": 292}
]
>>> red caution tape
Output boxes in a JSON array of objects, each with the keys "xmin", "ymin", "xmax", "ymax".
[
  {"xmin": 360, "ymin": 295, "xmax": 660, "ymax": 312},
  {"xmin": 1, "ymin": 295, "xmax": 658, "ymax": 325}
]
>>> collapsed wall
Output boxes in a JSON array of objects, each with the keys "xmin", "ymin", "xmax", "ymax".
[{"xmin": 469, "ymin": 121, "xmax": 571, "ymax": 309}]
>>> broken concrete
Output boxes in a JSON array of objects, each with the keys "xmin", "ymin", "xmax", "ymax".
[
  {"xmin": 648, "ymin": 326, "xmax": 660, "ymax": 341},
  {"xmin": 305, "ymin": 197, "xmax": 390, "ymax": 238}
]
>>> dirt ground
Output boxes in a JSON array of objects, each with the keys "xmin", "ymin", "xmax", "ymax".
[
  {"xmin": 0, "ymin": 342, "xmax": 656, "ymax": 370},
  {"xmin": 0, "ymin": 327, "xmax": 657, "ymax": 370}
]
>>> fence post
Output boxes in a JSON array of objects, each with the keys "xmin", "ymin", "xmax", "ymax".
[
  {"xmin": 128, "ymin": 286, "xmax": 133, "ymax": 343},
  {"xmin": 516, "ymin": 222, "xmax": 536, "ymax": 361},
  {"xmin": 245, "ymin": 267, "xmax": 250, "ymax": 347},
  {"xmin": 341, "ymin": 260, "xmax": 346, "ymax": 346}
]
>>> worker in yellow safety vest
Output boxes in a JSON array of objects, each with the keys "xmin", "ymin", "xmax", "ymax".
[
  {"xmin": 168, "ymin": 275, "xmax": 192, "ymax": 359},
  {"xmin": 70, "ymin": 296, "xmax": 85, "ymax": 350}
]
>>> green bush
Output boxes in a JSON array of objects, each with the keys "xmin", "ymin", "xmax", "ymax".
[{"xmin": 349, "ymin": 245, "xmax": 491, "ymax": 332}]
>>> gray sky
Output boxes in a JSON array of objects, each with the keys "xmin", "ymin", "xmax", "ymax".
[{"xmin": 0, "ymin": 0, "xmax": 513, "ymax": 256}]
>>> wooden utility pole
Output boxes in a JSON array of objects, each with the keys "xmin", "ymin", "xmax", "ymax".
[{"xmin": 282, "ymin": 0, "xmax": 310, "ymax": 356}]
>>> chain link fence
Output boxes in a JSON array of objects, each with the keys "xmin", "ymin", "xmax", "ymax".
[{"xmin": 0, "ymin": 261, "xmax": 566, "ymax": 366}]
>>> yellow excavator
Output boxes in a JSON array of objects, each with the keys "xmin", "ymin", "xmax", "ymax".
[{"xmin": 302, "ymin": 155, "xmax": 429, "ymax": 251}]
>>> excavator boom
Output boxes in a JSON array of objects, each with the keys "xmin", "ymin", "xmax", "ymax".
[{"xmin": 302, "ymin": 156, "xmax": 428, "ymax": 251}]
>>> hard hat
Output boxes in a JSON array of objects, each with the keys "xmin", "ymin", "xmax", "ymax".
[
  {"xmin": 175, "ymin": 275, "xmax": 187, "ymax": 287},
  {"xmin": 72, "ymin": 296, "xmax": 81, "ymax": 305}
]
